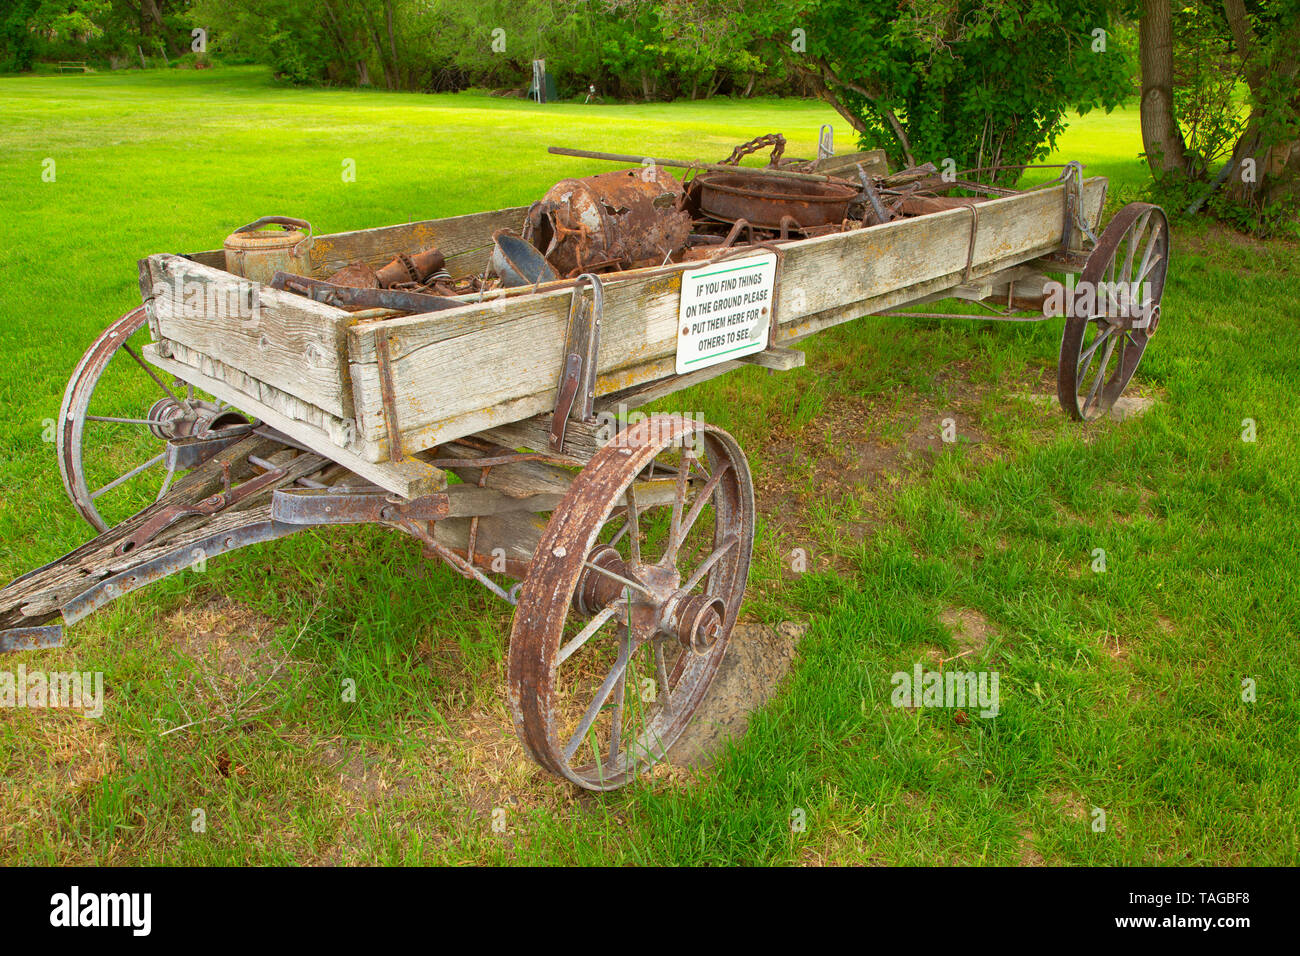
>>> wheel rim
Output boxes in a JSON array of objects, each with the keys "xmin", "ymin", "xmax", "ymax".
[
  {"xmin": 57, "ymin": 308, "xmax": 245, "ymax": 532},
  {"xmin": 1057, "ymin": 203, "xmax": 1169, "ymax": 421},
  {"xmin": 508, "ymin": 415, "xmax": 755, "ymax": 790}
]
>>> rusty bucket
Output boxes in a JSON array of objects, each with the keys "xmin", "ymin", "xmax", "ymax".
[
  {"xmin": 223, "ymin": 216, "xmax": 313, "ymax": 284},
  {"xmin": 695, "ymin": 174, "xmax": 858, "ymax": 230}
]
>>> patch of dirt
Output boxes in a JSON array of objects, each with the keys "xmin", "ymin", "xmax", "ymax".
[
  {"xmin": 939, "ymin": 606, "xmax": 994, "ymax": 656},
  {"xmin": 670, "ymin": 620, "xmax": 807, "ymax": 768},
  {"xmin": 754, "ymin": 376, "xmax": 1002, "ymax": 576},
  {"xmin": 1018, "ymin": 824, "xmax": 1046, "ymax": 866},
  {"xmin": 1048, "ymin": 789, "xmax": 1089, "ymax": 823},
  {"xmin": 162, "ymin": 595, "xmax": 283, "ymax": 684}
]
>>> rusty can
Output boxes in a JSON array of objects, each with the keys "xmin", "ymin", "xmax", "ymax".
[
  {"xmin": 525, "ymin": 166, "xmax": 692, "ymax": 276},
  {"xmin": 223, "ymin": 216, "xmax": 314, "ymax": 284}
]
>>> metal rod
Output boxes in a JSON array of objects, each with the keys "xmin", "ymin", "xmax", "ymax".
[{"xmin": 548, "ymin": 146, "xmax": 856, "ymax": 185}]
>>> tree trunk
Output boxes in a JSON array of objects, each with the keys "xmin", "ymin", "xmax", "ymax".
[
  {"xmin": 384, "ymin": 0, "xmax": 400, "ymax": 88},
  {"xmin": 1221, "ymin": 0, "xmax": 1300, "ymax": 212},
  {"xmin": 1139, "ymin": 0, "xmax": 1192, "ymax": 177}
]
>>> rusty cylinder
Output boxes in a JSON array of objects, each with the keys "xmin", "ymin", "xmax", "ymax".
[{"xmin": 524, "ymin": 166, "xmax": 692, "ymax": 276}]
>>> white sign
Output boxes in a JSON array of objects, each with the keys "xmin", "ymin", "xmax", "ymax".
[{"xmin": 675, "ymin": 252, "xmax": 777, "ymax": 374}]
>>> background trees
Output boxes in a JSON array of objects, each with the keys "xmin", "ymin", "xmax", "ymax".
[{"xmin": 2, "ymin": 0, "xmax": 1294, "ymax": 228}]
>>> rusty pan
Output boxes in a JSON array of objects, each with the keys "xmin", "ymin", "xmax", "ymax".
[{"xmin": 695, "ymin": 173, "xmax": 858, "ymax": 229}]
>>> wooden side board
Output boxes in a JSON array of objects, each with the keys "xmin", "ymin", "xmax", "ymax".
[
  {"xmin": 143, "ymin": 253, "xmax": 355, "ymax": 419},
  {"xmin": 345, "ymin": 178, "xmax": 1107, "ymax": 461},
  {"xmin": 182, "ymin": 206, "xmax": 530, "ymax": 280}
]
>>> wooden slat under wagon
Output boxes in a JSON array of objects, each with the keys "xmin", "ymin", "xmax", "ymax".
[{"xmin": 344, "ymin": 177, "xmax": 1106, "ymax": 461}]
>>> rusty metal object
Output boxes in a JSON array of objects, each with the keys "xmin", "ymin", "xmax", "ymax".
[
  {"xmin": 508, "ymin": 414, "xmax": 755, "ymax": 790},
  {"xmin": 695, "ymin": 172, "xmax": 858, "ymax": 230},
  {"xmin": 326, "ymin": 248, "xmax": 446, "ymax": 290},
  {"xmin": 223, "ymin": 216, "xmax": 313, "ymax": 284},
  {"xmin": 550, "ymin": 275, "xmax": 603, "ymax": 453},
  {"xmin": 326, "ymin": 260, "xmax": 379, "ymax": 287},
  {"xmin": 524, "ymin": 166, "xmax": 692, "ymax": 276},
  {"xmin": 0, "ymin": 625, "xmax": 63, "ymax": 654},
  {"xmin": 271, "ymin": 488, "xmax": 450, "ymax": 524},
  {"xmin": 271, "ymin": 272, "xmax": 461, "ymax": 314},
  {"xmin": 720, "ymin": 133, "xmax": 786, "ymax": 168},
  {"xmin": 492, "ymin": 230, "xmax": 558, "ymax": 287},
  {"xmin": 1057, "ymin": 203, "xmax": 1168, "ymax": 421},
  {"xmin": 114, "ymin": 461, "xmax": 288, "ymax": 555},
  {"xmin": 376, "ymin": 248, "xmax": 446, "ymax": 287}
]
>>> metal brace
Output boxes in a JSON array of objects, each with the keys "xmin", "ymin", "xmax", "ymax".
[
  {"xmin": 1059, "ymin": 160, "xmax": 1098, "ymax": 252},
  {"xmin": 550, "ymin": 273, "xmax": 604, "ymax": 453},
  {"xmin": 270, "ymin": 488, "xmax": 451, "ymax": 525}
]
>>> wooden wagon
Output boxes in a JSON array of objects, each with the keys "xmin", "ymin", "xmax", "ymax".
[{"xmin": 0, "ymin": 145, "xmax": 1168, "ymax": 789}]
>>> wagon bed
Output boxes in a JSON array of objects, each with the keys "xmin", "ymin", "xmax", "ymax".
[{"xmin": 137, "ymin": 171, "xmax": 1107, "ymax": 496}]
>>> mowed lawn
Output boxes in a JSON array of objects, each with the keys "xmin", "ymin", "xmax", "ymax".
[{"xmin": 0, "ymin": 67, "xmax": 1297, "ymax": 865}]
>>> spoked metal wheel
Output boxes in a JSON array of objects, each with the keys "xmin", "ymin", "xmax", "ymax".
[
  {"xmin": 508, "ymin": 414, "xmax": 755, "ymax": 790},
  {"xmin": 57, "ymin": 307, "xmax": 249, "ymax": 532},
  {"xmin": 1057, "ymin": 202, "xmax": 1169, "ymax": 421}
]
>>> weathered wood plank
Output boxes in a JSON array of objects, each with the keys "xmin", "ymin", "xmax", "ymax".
[
  {"xmin": 739, "ymin": 347, "xmax": 805, "ymax": 371},
  {"xmin": 308, "ymin": 206, "xmax": 530, "ymax": 279},
  {"xmin": 344, "ymin": 179, "xmax": 1107, "ymax": 461},
  {"xmin": 145, "ymin": 254, "xmax": 354, "ymax": 418},
  {"xmin": 142, "ymin": 344, "xmax": 446, "ymax": 498}
]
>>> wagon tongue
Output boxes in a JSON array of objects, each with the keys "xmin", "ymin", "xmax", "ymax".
[{"xmin": 0, "ymin": 433, "xmax": 326, "ymax": 653}]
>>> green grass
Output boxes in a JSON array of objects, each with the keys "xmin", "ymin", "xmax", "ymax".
[{"xmin": 1, "ymin": 66, "xmax": 1297, "ymax": 865}]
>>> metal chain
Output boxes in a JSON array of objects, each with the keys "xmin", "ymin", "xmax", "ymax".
[{"xmin": 721, "ymin": 133, "xmax": 786, "ymax": 168}]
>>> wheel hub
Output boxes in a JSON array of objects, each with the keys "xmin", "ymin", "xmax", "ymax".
[
  {"xmin": 146, "ymin": 397, "xmax": 245, "ymax": 441},
  {"xmin": 573, "ymin": 544, "xmax": 720, "ymax": 652}
]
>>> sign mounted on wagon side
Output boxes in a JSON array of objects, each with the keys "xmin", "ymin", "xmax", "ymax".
[{"xmin": 675, "ymin": 252, "xmax": 777, "ymax": 374}]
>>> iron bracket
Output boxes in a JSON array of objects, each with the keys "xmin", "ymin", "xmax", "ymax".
[{"xmin": 550, "ymin": 273, "xmax": 604, "ymax": 453}]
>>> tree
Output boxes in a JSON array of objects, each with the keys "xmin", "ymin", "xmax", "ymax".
[
  {"xmin": 1136, "ymin": 0, "xmax": 1298, "ymax": 229},
  {"xmin": 787, "ymin": 0, "xmax": 1133, "ymax": 180}
]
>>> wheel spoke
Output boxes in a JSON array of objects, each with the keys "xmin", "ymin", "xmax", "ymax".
[
  {"xmin": 1083, "ymin": 334, "xmax": 1118, "ymax": 415},
  {"xmin": 624, "ymin": 485, "xmax": 641, "ymax": 563},
  {"xmin": 581, "ymin": 559, "xmax": 654, "ymax": 598},
  {"xmin": 1136, "ymin": 249, "xmax": 1164, "ymax": 286},
  {"xmin": 665, "ymin": 462, "xmax": 731, "ymax": 566},
  {"xmin": 654, "ymin": 641, "xmax": 673, "ymax": 714},
  {"xmin": 121, "ymin": 343, "xmax": 195, "ymax": 413},
  {"xmin": 667, "ymin": 454, "xmax": 695, "ymax": 553},
  {"xmin": 606, "ymin": 664, "xmax": 628, "ymax": 766},
  {"xmin": 1121, "ymin": 211, "xmax": 1150, "ymax": 283},
  {"xmin": 564, "ymin": 632, "xmax": 633, "ymax": 761},
  {"xmin": 681, "ymin": 533, "xmax": 740, "ymax": 593},
  {"xmin": 557, "ymin": 603, "xmax": 621, "ymax": 665},
  {"xmin": 1078, "ymin": 323, "xmax": 1113, "ymax": 382},
  {"xmin": 90, "ymin": 452, "xmax": 164, "ymax": 500}
]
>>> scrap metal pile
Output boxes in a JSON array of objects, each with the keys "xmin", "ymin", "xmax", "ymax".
[{"xmin": 265, "ymin": 134, "xmax": 1007, "ymax": 318}]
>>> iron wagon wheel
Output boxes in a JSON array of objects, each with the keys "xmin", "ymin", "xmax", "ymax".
[
  {"xmin": 57, "ymin": 307, "xmax": 248, "ymax": 532},
  {"xmin": 508, "ymin": 414, "xmax": 755, "ymax": 791},
  {"xmin": 1057, "ymin": 202, "xmax": 1169, "ymax": 421}
]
